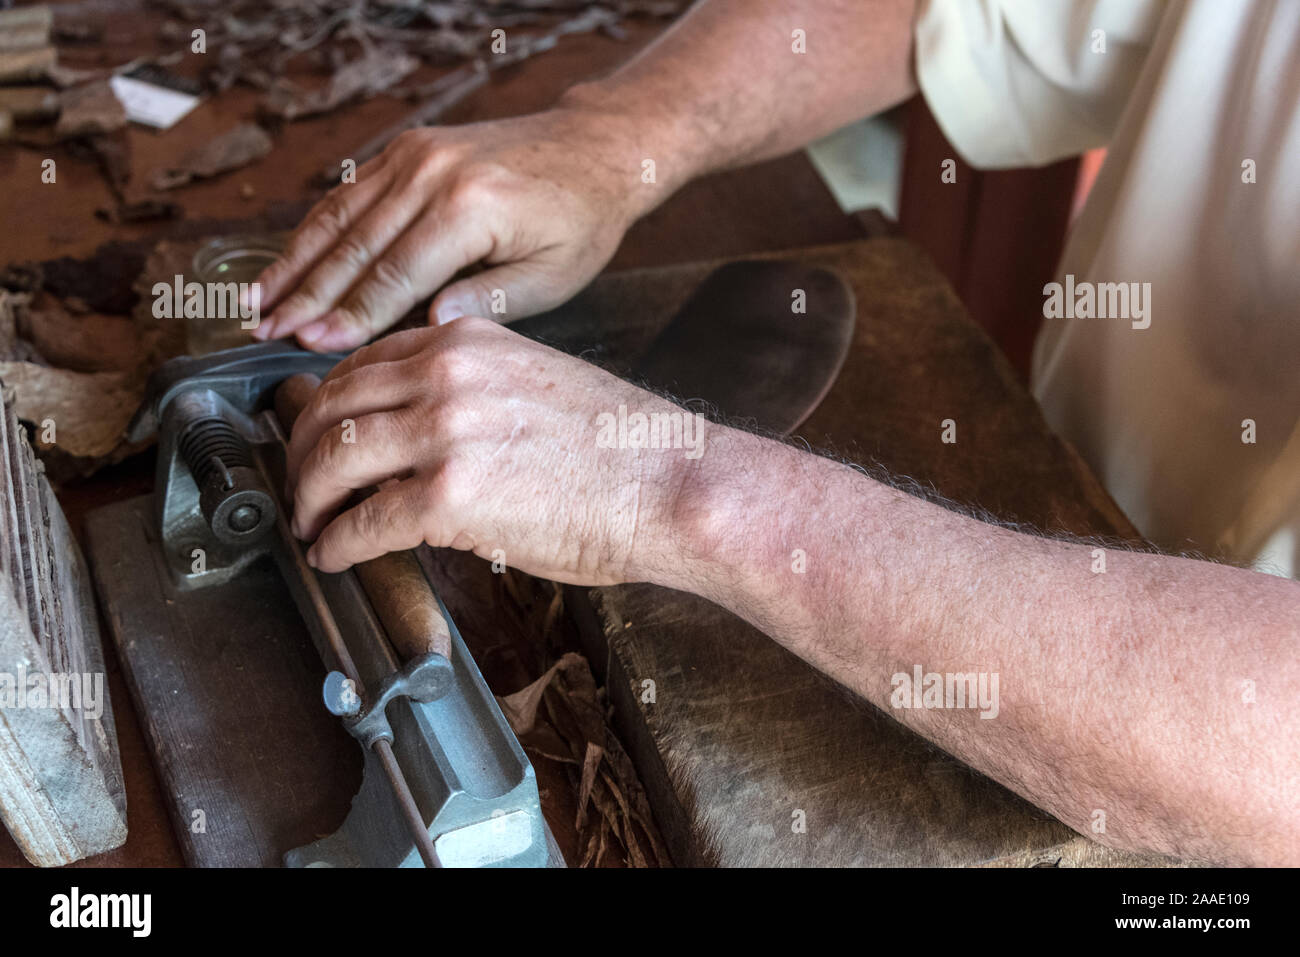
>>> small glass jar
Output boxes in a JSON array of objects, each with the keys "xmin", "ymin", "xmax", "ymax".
[{"xmin": 187, "ymin": 233, "xmax": 286, "ymax": 355}]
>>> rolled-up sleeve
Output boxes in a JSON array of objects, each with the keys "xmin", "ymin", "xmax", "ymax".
[{"xmin": 914, "ymin": 0, "xmax": 1162, "ymax": 168}]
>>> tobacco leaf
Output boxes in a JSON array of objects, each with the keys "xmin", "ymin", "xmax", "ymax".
[
  {"xmin": 0, "ymin": 238, "xmax": 209, "ymax": 478},
  {"xmin": 497, "ymin": 657, "xmax": 565, "ymax": 736},
  {"xmin": 316, "ymin": 4, "xmax": 626, "ymax": 183},
  {"xmin": 54, "ymin": 80, "xmax": 127, "ymax": 138},
  {"xmin": 0, "ymin": 284, "xmax": 157, "ymax": 477},
  {"xmin": 154, "ymin": 0, "xmax": 689, "ymax": 124},
  {"xmin": 0, "ymin": 360, "xmax": 143, "ymax": 476},
  {"xmin": 0, "ymin": 45, "xmax": 56, "ymax": 84},
  {"xmin": 150, "ymin": 122, "xmax": 273, "ymax": 190},
  {"xmin": 0, "ymin": 263, "xmax": 43, "ymax": 295},
  {"xmin": 600, "ymin": 730, "xmax": 670, "ymax": 864},
  {"xmin": 15, "ymin": 292, "xmax": 141, "ymax": 373},
  {"xmin": 130, "ymin": 239, "xmax": 201, "ymax": 366},
  {"xmin": 0, "ymin": 4, "xmax": 52, "ymax": 53},
  {"xmin": 68, "ymin": 132, "xmax": 132, "ymax": 199},
  {"xmin": 96, "ymin": 198, "xmax": 184, "ymax": 225},
  {"xmin": 509, "ymin": 648, "xmax": 666, "ymax": 866},
  {"xmin": 260, "ymin": 47, "xmax": 418, "ymax": 121},
  {"xmin": 53, "ymin": 22, "xmax": 104, "ymax": 45},
  {"xmin": 574, "ymin": 740, "xmax": 605, "ymax": 831},
  {"xmin": 559, "ymin": 611, "xmax": 660, "ymax": 860},
  {"xmin": 0, "ymin": 291, "xmax": 45, "ymax": 364},
  {"xmin": 598, "ymin": 768, "xmax": 645, "ymax": 867},
  {"xmin": 0, "ymin": 86, "xmax": 60, "ymax": 122}
]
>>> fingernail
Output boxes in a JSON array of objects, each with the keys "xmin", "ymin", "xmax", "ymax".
[
  {"xmin": 434, "ymin": 301, "xmax": 464, "ymax": 326},
  {"xmin": 291, "ymin": 515, "xmax": 303, "ymax": 539},
  {"xmin": 251, "ymin": 320, "xmax": 273, "ymax": 340},
  {"xmin": 306, "ymin": 546, "xmax": 319, "ymax": 568},
  {"xmin": 298, "ymin": 321, "xmax": 326, "ymax": 344}
]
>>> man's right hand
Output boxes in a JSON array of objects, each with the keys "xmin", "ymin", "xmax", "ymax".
[{"xmin": 251, "ymin": 106, "xmax": 648, "ymax": 351}]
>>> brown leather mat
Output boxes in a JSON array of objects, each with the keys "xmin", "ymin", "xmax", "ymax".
[{"xmin": 629, "ymin": 260, "xmax": 854, "ymax": 434}]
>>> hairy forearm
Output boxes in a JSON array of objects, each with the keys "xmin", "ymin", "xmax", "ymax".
[
  {"xmin": 645, "ymin": 428, "xmax": 1300, "ymax": 866},
  {"xmin": 560, "ymin": 0, "xmax": 918, "ymax": 203}
]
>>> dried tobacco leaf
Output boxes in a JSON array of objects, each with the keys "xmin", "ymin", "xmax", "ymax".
[
  {"xmin": 96, "ymin": 198, "xmax": 183, "ymax": 224},
  {"xmin": 151, "ymin": 122, "xmax": 272, "ymax": 190},
  {"xmin": 260, "ymin": 47, "xmax": 418, "ymax": 121},
  {"xmin": 0, "ymin": 360, "xmax": 143, "ymax": 472},
  {"xmin": 54, "ymin": 79, "xmax": 126, "ymax": 138}
]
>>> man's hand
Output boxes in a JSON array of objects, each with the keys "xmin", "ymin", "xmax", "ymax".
[
  {"xmin": 252, "ymin": 109, "xmax": 649, "ymax": 351},
  {"xmin": 285, "ymin": 318, "xmax": 692, "ymax": 584},
  {"xmin": 248, "ymin": 0, "xmax": 918, "ymax": 353},
  {"xmin": 281, "ymin": 322, "xmax": 1300, "ymax": 868}
]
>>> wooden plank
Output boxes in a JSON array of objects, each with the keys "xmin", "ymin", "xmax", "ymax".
[
  {"xmin": 84, "ymin": 496, "xmax": 361, "ymax": 867},
  {"xmin": 524, "ymin": 239, "xmax": 1155, "ymax": 866},
  {"xmin": 0, "ymin": 5, "xmax": 52, "ymax": 53},
  {"xmin": 0, "ymin": 385, "xmax": 127, "ymax": 866}
]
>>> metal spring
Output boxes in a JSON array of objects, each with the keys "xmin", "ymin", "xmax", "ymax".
[{"xmin": 177, "ymin": 417, "xmax": 252, "ymax": 490}]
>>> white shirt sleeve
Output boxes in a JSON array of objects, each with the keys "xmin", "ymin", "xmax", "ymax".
[{"xmin": 914, "ymin": 0, "xmax": 1163, "ymax": 168}]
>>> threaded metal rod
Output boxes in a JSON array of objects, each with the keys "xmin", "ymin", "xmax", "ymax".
[{"xmin": 177, "ymin": 416, "xmax": 253, "ymax": 489}]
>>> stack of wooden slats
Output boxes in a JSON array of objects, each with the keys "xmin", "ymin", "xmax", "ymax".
[
  {"xmin": 0, "ymin": 6, "xmax": 57, "ymax": 139},
  {"xmin": 0, "ymin": 383, "xmax": 126, "ymax": 866}
]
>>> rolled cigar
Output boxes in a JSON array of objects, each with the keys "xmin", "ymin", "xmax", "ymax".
[
  {"xmin": 274, "ymin": 372, "xmax": 453, "ymax": 662},
  {"xmin": 272, "ymin": 371, "xmax": 321, "ymax": 434},
  {"xmin": 353, "ymin": 551, "xmax": 453, "ymax": 662}
]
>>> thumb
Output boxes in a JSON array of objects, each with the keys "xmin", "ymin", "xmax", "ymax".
[{"xmin": 429, "ymin": 260, "xmax": 586, "ymax": 326}]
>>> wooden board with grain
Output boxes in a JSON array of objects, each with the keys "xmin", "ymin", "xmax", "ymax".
[
  {"xmin": 517, "ymin": 238, "xmax": 1161, "ymax": 866},
  {"xmin": 84, "ymin": 496, "xmax": 362, "ymax": 868},
  {"xmin": 0, "ymin": 383, "xmax": 127, "ymax": 866}
]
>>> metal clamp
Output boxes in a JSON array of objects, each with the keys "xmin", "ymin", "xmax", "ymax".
[{"xmin": 324, "ymin": 654, "xmax": 456, "ymax": 749}]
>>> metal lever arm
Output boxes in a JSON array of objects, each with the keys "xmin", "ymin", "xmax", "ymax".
[
  {"xmin": 324, "ymin": 654, "xmax": 455, "ymax": 748},
  {"xmin": 129, "ymin": 341, "xmax": 345, "ymax": 442}
]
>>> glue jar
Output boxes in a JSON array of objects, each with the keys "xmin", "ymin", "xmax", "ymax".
[{"xmin": 188, "ymin": 233, "xmax": 285, "ymax": 355}]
